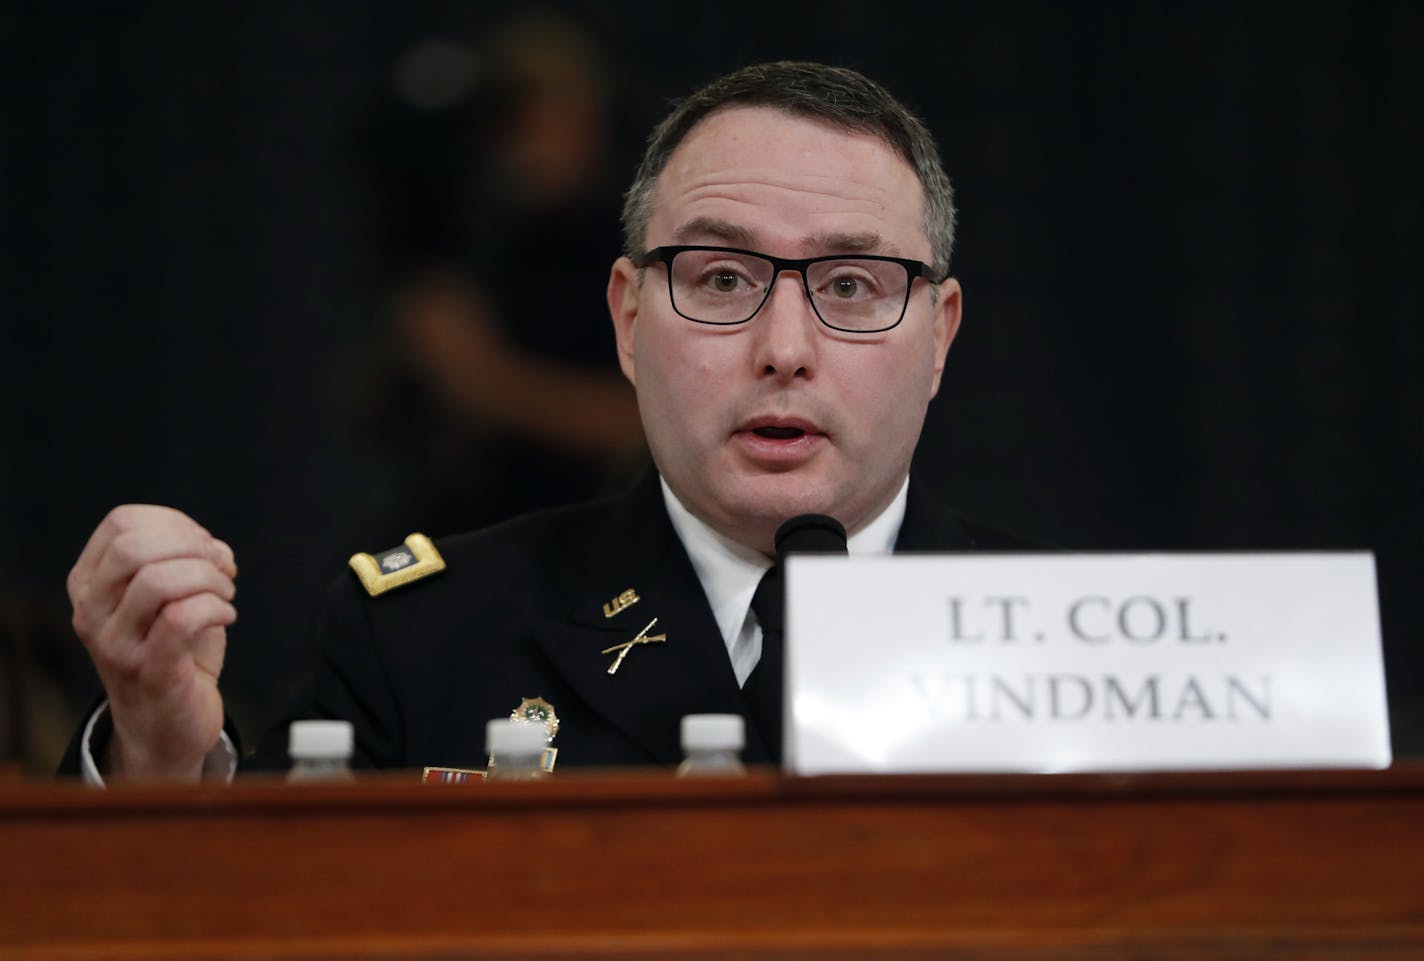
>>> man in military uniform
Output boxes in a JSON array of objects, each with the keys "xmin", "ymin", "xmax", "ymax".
[{"xmin": 61, "ymin": 62, "xmax": 1020, "ymax": 781}]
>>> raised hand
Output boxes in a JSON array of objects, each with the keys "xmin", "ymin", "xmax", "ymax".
[{"xmin": 67, "ymin": 506, "xmax": 238, "ymax": 779}]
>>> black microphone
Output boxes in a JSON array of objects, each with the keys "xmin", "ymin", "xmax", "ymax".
[{"xmin": 774, "ymin": 514, "xmax": 849, "ymax": 561}]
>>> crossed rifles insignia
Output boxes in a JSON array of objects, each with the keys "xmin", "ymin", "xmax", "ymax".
[
  {"xmin": 602, "ymin": 617, "xmax": 667, "ymax": 675},
  {"xmin": 599, "ymin": 587, "xmax": 667, "ymax": 675}
]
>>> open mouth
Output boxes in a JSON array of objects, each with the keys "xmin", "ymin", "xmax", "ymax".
[
  {"xmin": 737, "ymin": 418, "xmax": 825, "ymax": 464},
  {"xmin": 753, "ymin": 426, "xmax": 806, "ymax": 440}
]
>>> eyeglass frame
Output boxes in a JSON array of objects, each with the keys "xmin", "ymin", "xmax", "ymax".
[{"xmin": 630, "ymin": 244, "xmax": 947, "ymax": 334}]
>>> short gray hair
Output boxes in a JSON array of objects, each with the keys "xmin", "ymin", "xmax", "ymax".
[{"xmin": 621, "ymin": 61, "xmax": 956, "ymax": 278}]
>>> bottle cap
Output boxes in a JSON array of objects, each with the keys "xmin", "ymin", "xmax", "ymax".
[
  {"xmin": 288, "ymin": 720, "xmax": 354, "ymax": 759},
  {"xmin": 680, "ymin": 713, "xmax": 745, "ymax": 751},
  {"xmin": 486, "ymin": 718, "xmax": 549, "ymax": 756}
]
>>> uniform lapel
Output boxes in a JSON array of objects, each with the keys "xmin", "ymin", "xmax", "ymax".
[
  {"xmin": 530, "ymin": 474, "xmax": 978, "ymax": 766},
  {"xmin": 530, "ymin": 471, "xmax": 753, "ymax": 765}
]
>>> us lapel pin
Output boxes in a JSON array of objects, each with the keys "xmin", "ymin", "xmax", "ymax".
[{"xmin": 602, "ymin": 588, "xmax": 641, "ymax": 618}]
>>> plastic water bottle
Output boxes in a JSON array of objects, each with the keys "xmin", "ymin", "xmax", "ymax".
[
  {"xmin": 287, "ymin": 720, "xmax": 355, "ymax": 782},
  {"xmin": 485, "ymin": 719, "xmax": 549, "ymax": 780},
  {"xmin": 677, "ymin": 714, "xmax": 746, "ymax": 776}
]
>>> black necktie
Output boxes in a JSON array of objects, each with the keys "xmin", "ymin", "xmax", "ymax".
[
  {"xmin": 744, "ymin": 564, "xmax": 785, "ymax": 762},
  {"xmin": 743, "ymin": 514, "xmax": 847, "ymax": 765}
]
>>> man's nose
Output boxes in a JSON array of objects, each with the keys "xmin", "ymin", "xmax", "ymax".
[{"xmin": 752, "ymin": 271, "xmax": 819, "ymax": 380}]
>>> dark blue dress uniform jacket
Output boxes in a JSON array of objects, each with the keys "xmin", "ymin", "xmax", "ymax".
[{"xmin": 61, "ymin": 470, "xmax": 1027, "ymax": 775}]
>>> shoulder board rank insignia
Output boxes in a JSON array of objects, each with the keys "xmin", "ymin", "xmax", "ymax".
[{"xmin": 349, "ymin": 533, "xmax": 446, "ymax": 597}]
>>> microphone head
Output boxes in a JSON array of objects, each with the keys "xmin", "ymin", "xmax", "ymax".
[{"xmin": 774, "ymin": 514, "xmax": 848, "ymax": 560}]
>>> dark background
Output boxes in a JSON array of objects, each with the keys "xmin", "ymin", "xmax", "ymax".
[{"xmin": 3, "ymin": 1, "xmax": 1420, "ymax": 768}]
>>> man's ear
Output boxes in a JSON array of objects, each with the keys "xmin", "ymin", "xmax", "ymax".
[
  {"xmin": 607, "ymin": 256, "xmax": 640, "ymax": 386},
  {"xmin": 927, "ymin": 277, "xmax": 963, "ymax": 399}
]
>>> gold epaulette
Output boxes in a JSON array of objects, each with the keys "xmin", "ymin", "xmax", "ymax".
[{"xmin": 349, "ymin": 533, "xmax": 446, "ymax": 597}]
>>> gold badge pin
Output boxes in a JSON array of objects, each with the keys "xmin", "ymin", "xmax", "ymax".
[
  {"xmin": 603, "ymin": 588, "xmax": 640, "ymax": 618},
  {"xmin": 424, "ymin": 698, "xmax": 561, "ymax": 781},
  {"xmin": 500, "ymin": 696, "xmax": 560, "ymax": 773},
  {"xmin": 512, "ymin": 696, "xmax": 560, "ymax": 739},
  {"xmin": 602, "ymin": 617, "xmax": 667, "ymax": 675}
]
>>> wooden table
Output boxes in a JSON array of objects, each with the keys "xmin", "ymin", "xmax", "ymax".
[{"xmin": 3, "ymin": 766, "xmax": 1422, "ymax": 960}]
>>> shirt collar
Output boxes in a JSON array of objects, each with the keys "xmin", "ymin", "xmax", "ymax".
[{"xmin": 659, "ymin": 476, "xmax": 909, "ymax": 648}]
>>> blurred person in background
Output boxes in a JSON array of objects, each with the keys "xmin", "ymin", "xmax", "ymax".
[{"xmin": 359, "ymin": 10, "xmax": 644, "ymax": 541}]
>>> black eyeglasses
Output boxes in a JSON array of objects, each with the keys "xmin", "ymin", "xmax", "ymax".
[{"xmin": 631, "ymin": 245, "xmax": 944, "ymax": 334}]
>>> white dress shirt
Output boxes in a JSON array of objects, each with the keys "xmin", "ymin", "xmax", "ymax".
[{"xmin": 660, "ymin": 476, "xmax": 908, "ymax": 686}]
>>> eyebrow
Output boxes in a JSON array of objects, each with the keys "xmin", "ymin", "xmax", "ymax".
[
  {"xmin": 805, "ymin": 231, "xmax": 895, "ymax": 256},
  {"xmin": 671, "ymin": 217, "xmax": 757, "ymax": 247},
  {"xmin": 669, "ymin": 218, "xmax": 898, "ymax": 258}
]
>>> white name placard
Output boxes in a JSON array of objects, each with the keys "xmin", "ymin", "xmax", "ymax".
[{"xmin": 784, "ymin": 553, "xmax": 1390, "ymax": 774}]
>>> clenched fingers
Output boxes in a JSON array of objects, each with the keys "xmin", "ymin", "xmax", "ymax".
[
  {"xmin": 71, "ymin": 505, "xmax": 208, "ymax": 588},
  {"xmin": 90, "ymin": 557, "xmax": 237, "ymax": 667},
  {"xmin": 103, "ymin": 593, "xmax": 237, "ymax": 692},
  {"xmin": 70, "ymin": 507, "xmax": 236, "ymax": 638},
  {"xmin": 144, "ymin": 596, "xmax": 236, "ymax": 683}
]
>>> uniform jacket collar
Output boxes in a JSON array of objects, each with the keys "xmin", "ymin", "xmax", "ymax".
[{"xmin": 531, "ymin": 469, "xmax": 977, "ymax": 765}]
